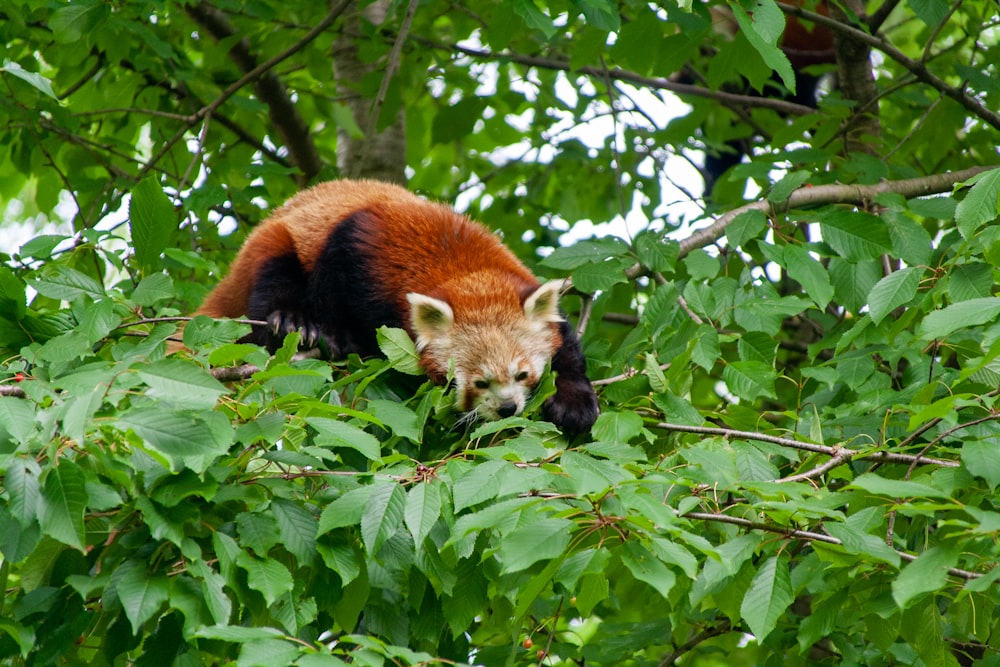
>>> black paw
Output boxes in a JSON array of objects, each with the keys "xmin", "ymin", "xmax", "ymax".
[
  {"xmin": 543, "ymin": 378, "xmax": 599, "ymax": 435},
  {"xmin": 263, "ymin": 310, "xmax": 339, "ymax": 357}
]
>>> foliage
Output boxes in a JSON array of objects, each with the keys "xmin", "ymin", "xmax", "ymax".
[{"xmin": 2, "ymin": 0, "xmax": 1000, "ymax": 665}]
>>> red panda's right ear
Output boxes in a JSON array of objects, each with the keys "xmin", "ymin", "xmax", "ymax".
[{"xmin": 407, "ymin": 293, "xmax": 454, "ymax": 349}]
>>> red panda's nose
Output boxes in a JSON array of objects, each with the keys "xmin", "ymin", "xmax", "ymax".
[{"xmin": 497, "ymin": 401, "xmax": 518, "ymax": 418}]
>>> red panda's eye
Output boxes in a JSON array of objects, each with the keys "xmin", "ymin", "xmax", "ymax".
[
  {"xmin": 515, "ymin": 371, "xmax": 529, "ymax": 382},
  {"xmin": 474, "ymin": 379, "xmax": 490, "ymax": 389}
]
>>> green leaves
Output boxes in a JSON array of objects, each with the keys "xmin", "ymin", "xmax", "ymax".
[
  {"xmin": 129, "ymin": 178, "xmax": 177, "ymax": 273},
  {"xmin": 740, "ymin": 555, "xmax": 793, "ymax": 641}
]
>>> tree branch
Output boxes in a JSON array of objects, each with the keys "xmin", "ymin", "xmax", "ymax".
[
  {"xmin": 776, "ymin": 2, "xmax": 1000, "ymax": 131},
  {"xmin": 685, "ymin": 511, "xmax": 986, "ymax": 580},
  {"xmin": 656, "ymin": 421, "xmax": 958, "ymax": 468},
  {"xmin": 413, "ymin": 37, "xmax": 817, "ymax": 117},
  {"xmin": 184, "ymin": 1, "xmax": 333, "ymax": 184},
  {"xmin": 622, "ymin": 165, "xmax": 995, "ymax": 280}
]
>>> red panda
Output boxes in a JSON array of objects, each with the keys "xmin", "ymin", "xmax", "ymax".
[{"xmin": 194, "ymin": 179, "xmax": 599, "ymax": 434}]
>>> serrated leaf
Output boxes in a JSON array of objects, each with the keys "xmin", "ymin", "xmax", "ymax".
[
  {"xmin": 722, "ymin": 361, "xmax": 777, "ymax": 402},
  {"xmin": 38, "ymin": 460, "xmax": 88, "ymax": 551},
  {"xmin": 782, "ymin": 244, "xmax": 834, "ymax": 309},
  {"xmin": 561, "ymin": 450, "xmax": 630, "ymax": 496},
  {"xmin": 730, "ymin": 0, "xmax": 794, "ymax": 92},
  {"xmin": 768, "ymin": 170, "xmax": 811, "ymax": 203},
  {"xmin": 499, "ymin": 517, "xmax": 573, "ymax": 573},
  {"xmin": 137, "ymin": 358, "xmax": 229, "ymax": 410},
  {"xmin": 129, "ymin": 178, "xmax": 176, "ymax": 271},
  {"xmin": 0, "ymin": 396, "xmax": 37, "ymax": 443},
  {"xmin": 376, "ymin": 326, "xmax": 423, "ymax": 375},
  {"xmin": 360, "ymin": 481, "xmax": 406, "ymax": 555},
  {"xmin": 236, "ymin": 553, "xmax": 293, "ymax": 606},
  {"xmin": 118, "ymin": 407, "xmax": 233, "ymax": 471},
  {"xmin": 961, "ymin": 439, "xmax": 1000, "ymax": 490},
  {"xmin": 847, "ymin": 473, "xmax": 950, "ymax": 499},
  {"xmin": 591, "ymin": 410, "xmax": 643, "ymax": 444},
  {"xmin": 452, "ymin": 459, "xmax": 507, "ymax": 511},
  {"xmin": 820, "ymin": 210, "xmax": 893, "ymax": 261},
  {"xmin": 405, "ymin": 481, "xmax": 442, "ymax": 547},
  {"xmin": 955, "ymin": 168, "xmax": 1000, "ymax": 239},
  {"xmin": 726, "ymin": 210, "xmax": 768, "ymax": 248},
  {"xmin": 187, "ymin": 560, "xmax": 232, "ymax": 625},
  {"xmin": 271, "ymin": 498, "xmax": 318, "ymax": 563},
  {"xmin": 194, "ymin": 625, "xmax": 285, "ymax": 642},
  {"xmin": 621, "ymin": 541, "xmax": 676, "ymax": 600},
  {"xmin": 28, "ymin": 265, "xmax": 105, "ymax": 301},
  {"xmin": 115, "ymin": 560, "xmax": 170, "ymax": 634},
  {"xmin": 867, "ymin": 267, "xmax": 921, "ymax": 325},
  {"xmin": 891, "ymin": 544, "xmax": 958, "ymax": 608},
  {"xmin": 825, "ymin": 523, "xmax": 901, "ymax": 567},
  {"xmin": 306, "ymin": 417, "xmax": 381, "ymax": 461},
  {"xmin": 542, "ymin": 238, "xmax": 630, "ymax": 270},
  {"xmin": 7, "ymin": 458, "xmax": 41, "ymax": 528},
  {"xmin": 740, "ymin": 555, "xmax": 793, "ymax": 641},
  {"xmin": 570, "ymin": 257, "xmax": 633, "ymax": 293},
  {"xmin": 2, "ymin": 60, "xmax": 57, "ymax": 99},
  {"xmin": 512, "ymin": 0, "xmax": 557, "ymax": 38},
  {"xmin": 918, "ymin": 297, "xmax": 1000, "ymax": 340},
  {"xmin": 318, "ymin": 486, "xmax": 373, "ymax": 534}
]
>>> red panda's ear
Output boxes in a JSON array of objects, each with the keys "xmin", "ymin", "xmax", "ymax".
[
  {"xmin": 524, "ymin": 279, "xmax": 566, "ymax": 324},
  {"xmin": 407, "ymin": 293, "xmax": 454, "ymax": 348}
]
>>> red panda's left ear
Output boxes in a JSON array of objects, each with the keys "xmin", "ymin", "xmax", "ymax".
[
  {"xmin": 407, "ymin": 293, "xmax": 454, "ymax": 349},
  {"xmin": 524, "ymin": 279, "xmax": 567, "ymax": 324}
]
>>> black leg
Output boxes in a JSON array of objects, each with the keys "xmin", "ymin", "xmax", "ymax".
[
  {"xmin": 245, "ymin": 252, "xmax": 332, "ymax": 353},
  {"xmin": 543, "ymin": 320, "xmax": 599, "ymax": 435}
]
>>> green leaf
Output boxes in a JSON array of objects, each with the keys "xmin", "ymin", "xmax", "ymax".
[
  {"xmin": 29, "ymin": 265, "xmax": 105, "ymax": 302},
  {"xmin": 38, "ymin": 460, "xmax": 88, "ymax": 551},
  {"xmin": 376, "ymin": 326, "xmax": 423, "ymax": 375},
  {"xmin": 360, "ymin": 481, "xmax": 406, "ymax": 555},
  {"xmin": 499, "ymin": 517, "xmax": 573, "ymax": 573},
  {"xmin": 307, "ymin": 417, "xmax": 382, "ymax": 461},
  {"xmin": 452, "ymin": 459, "xmax": 508, "ymax": 511},
  {"xmin": 621, "ymin": 541, "xmax": 676, "ymax": 600},
  {"xmin": 820, "ymin": 210, "xmax": 893, "ymax": 261},
  {"xmin": 591, "ymin": 410, "xmax": 643, "ymax": 444},
  {"xmin": 722, "ymin": 361, "xmax": 777, "ymax": 402},
  {"xmin": 129, "ymin": 178, "xmax": 177, "ymax": 271},
  {"xmin": 961, "ymin": 439, "xmax": 1000, "ymax": 490},
  {"xmin": 824, "ymin": 523, "xmax": 901, "ymax": 567},
  {"xmin": 570, "ymin": 257, "xmax": 633, "ymax": 292},
  {"xmin": 318, "ymin": 486, "xmax": 373, "ymax": 534},
  {"xmin": 730, "ymin": 0, "xmax": 795, "ymax": 92},
  {"xmin": 740, "ymin": 555, "xmax": 793, "ymax": 641},
  {"xmin": 726, "ymin": 210, "xmax": 768, "ymax": 248},
  {"xmin": 575, "ymin": 0, "xmax": 621, "ymax": 31},
  {"xmin": 114, "ymin": 560, "xmax": 170, "ymax": 634},
  {"xmin": 137, "ymin": 358, "xmax": 229, "ymax": 410},
  {"xmin": 0, "ymin": 396, "xmax": 37, "ymax": 443},
  {"xmin": 2, "ymin": 60, "xmax": 57, "ymax": 99},
  {"xmin": 512, "ymin": 0, "xmax": 557, "ymax": 38},
  {"xmin": 918, "ymin": 297, "xmax": 1000, "ymax": 340},
  {"xmin": 955, "ymin": 168, "xmax": 1000, "ymax": 239},
  {"xmin": 892, "ymin": 544, "xmax": 959, "ymax": 608},
  {"xmin": 768, "ymin": 170, "xmax": 811, "ymax": 203},
  {"xmin": 118, "ymin": 407, "xmax": 233, "ymax": 471},
  {"xmin": 541, "ymin": 238, "xmax": 629, "ymax": 270},
  {"xmin": 782, "ymin": 244, "xmax": 834, "ymax": 309},
  {"xmin": 271, "ymin": 498, "xmax": 318, "ymax": 563},
  {"xmin": 867, "ymin": 267, "xmax": 921, "ymax": 325},
  {"xmin": 236, "ymin": 553, "xmax": 294, "ymax": 606},
  {"xmin": 847, "ymin": 473, "xmax": 950, "ymax": 499},
  {"xmin": 6, "ymin": 459, "xmax": 41, "ymax": 533},
  {"xmin": 405, "ymin": 481, "xmax": 442, "ymax": 547}
]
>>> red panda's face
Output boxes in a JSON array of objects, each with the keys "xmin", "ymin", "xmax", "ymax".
[{"xmin": 407, "ymin": 280, "xmax": 566, "ymax": 424}]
